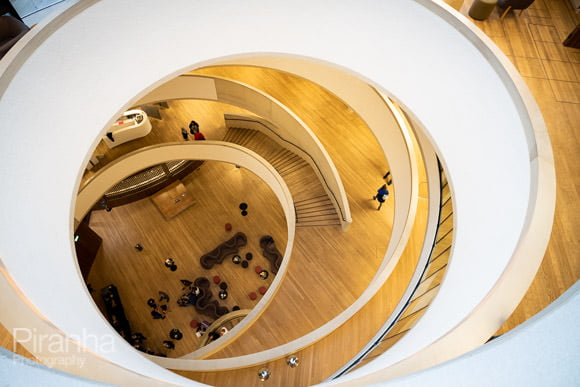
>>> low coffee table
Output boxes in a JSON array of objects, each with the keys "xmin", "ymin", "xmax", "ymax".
[{"xmin": 151, "ymin": 180, "xmax": 196, "ymax": 219}]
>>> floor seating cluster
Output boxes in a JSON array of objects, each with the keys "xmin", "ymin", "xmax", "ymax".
[
  {"xmin": 101, "ymin": 284, "xmax": 169, "ymax": 356},
  {"xmin": 201, "ymin": 231, "xmax": 283, "ymax": 274},
  {"xmin": 99, "ymin": 228, "xmax": 284, "ymax": 355}
]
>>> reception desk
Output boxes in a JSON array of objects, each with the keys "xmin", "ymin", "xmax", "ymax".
[{"xmin": 103, "ymin": 109, "xmax": 152, "ymax": 148}]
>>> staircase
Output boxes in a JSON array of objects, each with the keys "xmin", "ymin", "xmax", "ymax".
[{"xmin": 223, "ymin": 128, "xmax": 341, "ymax": 227}]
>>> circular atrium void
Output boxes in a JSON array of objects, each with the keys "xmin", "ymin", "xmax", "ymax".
[{"xmin": 0, "ymin": 1, "xmax": 554, "ymax": 386}]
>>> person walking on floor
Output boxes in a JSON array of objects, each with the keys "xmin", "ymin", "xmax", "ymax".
[{"xmin": 373, "ymin": 184, "xmax": 389, "ymax": 211}]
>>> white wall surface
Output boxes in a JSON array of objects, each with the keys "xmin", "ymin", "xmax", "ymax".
[
  {"xmin": 369, "ymin": 280, "xmax": 580, "ymax": 387},
  {"xmin": 0, "ymin": 0, "xmax": 554, "ymax": 384},
  {"xmin": 215, "ymin": 57, "xmax": 419, "ymax": 268},
  {"xmin": 136, "ymin": 74, "xmax": 351, "ymax": 227}
]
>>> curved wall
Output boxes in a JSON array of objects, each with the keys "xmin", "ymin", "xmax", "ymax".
[
  {"xmin": 135, "ymin": 74, "xmax": 352, "ymax": 229},
  {"xmin": 357, "ymin": 280, "xmax": 580, "ymax": 387},
  {"xmin": 212, "ymin": 58, "xmax": 420, "ymax": 278},
  {"xmin": 0, "ymin": 258, "xmax": 196, "ymax": 386},
  {"xmin": 75, "ymin": 142, "xmax": 296, "ymax": 361},
  {"xmin": 0, "ymin": 0, "xmax": 554, "ymax": 385}
]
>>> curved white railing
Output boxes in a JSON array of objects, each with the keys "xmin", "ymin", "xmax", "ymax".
[
  {"xmin": 75, "ymin": 142, "xmax": 296, "ymax": 361},
  {"xmin": 354, "ymin": 280, "xmax": 580, "ymax": 387},
  {"xmin": 322, "ymin": 1, "xmax": 556, "ymax": 384},
  {"xmin": 135, "ymin": 73, "xmax": 352, "ymax": 230},
  {"xmin": 0, "ymin": 0, "xmax": 554, "ymax": 385},
  {"xmin": 0, "ymin": 257, "xmax": 196, "ymax": 386},
  {"xmin": 222, "ymin": 113, "xmax": 346, "ymax": 224},
  {"xmin": 330, "ymin": 113, "xmax": 444, "ymax": 378},
  {"xmin": 212, "ymin": 58, "xmax": 421, "ymax": 283}
]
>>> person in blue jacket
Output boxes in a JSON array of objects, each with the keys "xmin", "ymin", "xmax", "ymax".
[{"xmin": 373, "ymin": 184, "xmax": 389, "ymax": 210}]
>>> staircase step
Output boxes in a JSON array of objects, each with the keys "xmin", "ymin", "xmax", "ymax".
[
  {"xmin": 231, "ymin": 128, "xmax": 251, "ymax": 142},
  {"xmin": 274, "ymin": 152, "xmax": 300, "ymax": 165},
  {"xmin": 268, "ymin": 149, "xmax": 293, "ymax": 166},
  {"xmin": 278, "ymin": 161, "xmax": 308, "ymax": 176},
  {"xmin": 294, "ymin": 194, "xmax": 329, "ymax": 204},
  {"xmin": 295, "ymin": 198, "xmax": 333, "ymax": 208},
  {"xmin": 296, "ymin": 219, "xmax": 341, "ymax": 227},
  {"xmin": 223, "ymin": 128, "xmax": 241, "ymax": 143},
  {"xmin": 222, "ymin": 131, "xmax": 236, "ymax": 142},
  {"xmin": 223, "ymin": 127, "xmax": 341, "ymax": 228},
  {"xmin": 296, "ymin": 199, "xmax": 334, "ymax": 209},
  {"xmin": 237, "ymin": 132, "xmax": 253, "ymax": 145},
  {"xmin": 296, "ymin": 207, "xmax": 336, "ymax": 216},
  {"xmin": 275, "ymin": 154, "xmax": 304, "ymax": 168},
  {"xmin": 297, "ymin": 216, "xmax": 339, "ymax": 225}
]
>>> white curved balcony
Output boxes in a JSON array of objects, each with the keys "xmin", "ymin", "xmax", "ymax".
[{"xmin": 0, "ymin": 0, "xmax": 555, "ymax": 386}]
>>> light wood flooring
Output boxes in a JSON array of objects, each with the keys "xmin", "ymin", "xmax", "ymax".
[
  {"xmin": 1, "ymin": 1, "xmax": 578, "ymax": 385},
  {"xmin": 82, "ymin": 66, "xmax": 416, "ymax": 386},
  {"xmin": 172, "ymin": 2, "xmax": 580, "ymax": 384},
  {"xmin": 87, "ymin": 160, "xmax": 289, "ymax": 358},
  {"xmin": 460, "ymin": 0, "xmax": 580, "ymax": 336},
  {"xmin": 81, "ymin": 100, "xmax": 251, "ymax": 186},
  {"xmin": 82, "ymin": 80, "xmax": 396, "ymax": 360}
]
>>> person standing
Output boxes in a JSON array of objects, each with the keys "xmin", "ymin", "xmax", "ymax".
[
  {"xmin": 181, "ymin": 128, "xmax": 189, "ymax": 140},
  {"xmin": 158, "ymin": 291, "xmax": 169, "ymax": 302},
  {"xmin": 373, "ymin": 184, "xmax": 389, "ymax": 210},
  {"xmin": 151, "ymin": 309, "xmax": 165, "ymax": 319},
  {"xmin": 169, "ymin": 328, "xmax": 183, "ymax": 340},
  {"xmin": 194, "ymin": 131, "xmax": 206, "ymax": 141},
  {"xmin": 189, "ymin": 120, "xmax": 199, "ymax": 135}
]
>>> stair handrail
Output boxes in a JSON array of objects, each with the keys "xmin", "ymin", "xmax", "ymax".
[
  {"xmin": 331, "ymin": 159, "xmax": 453, "ymax": 378},
  {"xmin": 224, "ymin": 113, "xmax": 347, "ymax": 224}
]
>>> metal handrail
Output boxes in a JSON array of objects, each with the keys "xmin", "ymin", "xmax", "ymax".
[{"xmin": 332, "ymin": 159, "xmax": 453, "ymax": 377}]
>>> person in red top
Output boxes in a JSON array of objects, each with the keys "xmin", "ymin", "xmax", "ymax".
[
  {"xmin": 194, "ymin": 132, "xmax": 206, "ymax": 140},
  {"xmin": 189, "ymin": 120, "xmax": 199, "ymax": 135}
]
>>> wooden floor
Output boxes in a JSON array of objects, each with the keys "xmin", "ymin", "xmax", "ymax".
[
  {"xmin": 223, "ymin": 127, "xmax": 341, "ymax": 226},
  {"xmin": 174, "ymin": 2, "xmax": 580, "ymax": 384},
  {"xmin": 459, "ymin": 0, "xmax": 580, "ymax": 336},
  {"xmin": 79, "ymin": 61, "xmax": 418, "ymax": 387},
  {"xmin": 0, "ymin": 1, "xmax": 578, "ymax": 385},
  {"xmin": 84, "ymin": 67, "xmax": 399, "ymax": 361},
  {"xmin": 81, "ymin": 100, "xmax": 251, "ymax": 186},
  {"xmin": 87, "ymin": 160, "xmax": 289, "ymax": 358}
]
